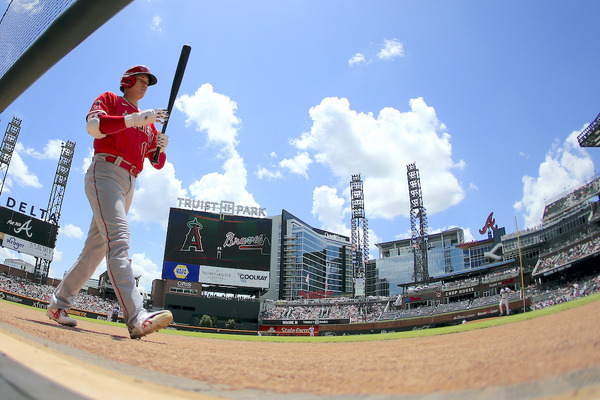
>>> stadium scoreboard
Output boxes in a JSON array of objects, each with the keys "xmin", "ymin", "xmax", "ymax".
[{"xmin": 161, "ymin": 208, "xmax": 272, "ymax": 289}]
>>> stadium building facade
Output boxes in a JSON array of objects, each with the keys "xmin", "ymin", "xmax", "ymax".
[
  {"xmin": 374, "ymin": 228, "xmax": 466, "ymax": 297},
  {"xmin": 268, "ymin": 210, "xmax": 353, "ymax": 301},
  {"xmin": 371, "ymin": 226, "xmax": 513, "ymax": 297}
]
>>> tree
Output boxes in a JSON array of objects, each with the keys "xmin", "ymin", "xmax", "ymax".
[{"xmin": 200, "ymin": 314, "xmax": 213, "ymax": 327}]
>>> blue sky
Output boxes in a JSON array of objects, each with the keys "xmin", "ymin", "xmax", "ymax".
[{"xmin": 1, "ymin": 0, "xmax": 599, "ymax": 292}]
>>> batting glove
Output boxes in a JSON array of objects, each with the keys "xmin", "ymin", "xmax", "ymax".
[
  {"xmin": 124, "ymin": 109, "xmax": 168, "ymax": 128},
  {"xmin": 157, "ymin": 134, "xmax": 169, "ymax": 151}
]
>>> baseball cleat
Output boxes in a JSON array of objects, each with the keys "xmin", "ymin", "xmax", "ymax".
[
  {"xmin": 46, "ymin": 308, "xmax": 78, "ymax": 327},
  {"xmin": 128, "ymin": 310, "xmax": 173, "ymax": 339}
]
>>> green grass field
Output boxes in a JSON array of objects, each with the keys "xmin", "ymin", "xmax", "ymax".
[{"xmin": 7, "ymin": 292, "xmax": 598, "ymax": 343}]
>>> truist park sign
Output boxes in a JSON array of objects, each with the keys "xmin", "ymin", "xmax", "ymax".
[{"xmin": 177, "ymin": 197, "xmax": 267, "ymax": 218}]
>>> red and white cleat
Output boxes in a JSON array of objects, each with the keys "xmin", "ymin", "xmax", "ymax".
[
  {"xmin": 46, "ymin": 308, "xmax": 77, "ymax": 327},
  {"xmin": 128, "ymin": 310, "xmax": 173, "ymax": 339}
]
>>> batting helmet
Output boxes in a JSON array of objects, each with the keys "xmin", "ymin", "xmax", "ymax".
[{"xmin": 120, "ymin": 65, "xmax": 157, "ymax": 92}]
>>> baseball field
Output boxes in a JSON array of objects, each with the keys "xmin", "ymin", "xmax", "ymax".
[{"xmin": 1, "ymin": 294, "xmax": 599, "ymax": 399}]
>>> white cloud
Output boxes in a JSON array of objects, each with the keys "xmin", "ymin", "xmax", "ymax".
[
  {"xmin": 514, "ymin": 129, "xmax": 595, "ymax": 228},
  {"xmin": 7, "ymin": 149, "xmax": 41, "ymax": 188},
  {"xmin": 377, "ymin": 38, "xmax": 404, "ymax": 60},
  {"xmin": 175, "ymin": 84, "xmax": 258, "ymax": 209},
  {"xmin": 292, "ymin": 96, "xmax": 464, "ymax": 219},
  {"xmin": 256, "ymin": 166, "xmax": 282, "ymax": 180},
  {"xmin": 151, "ymin": 15, "xmax": 162, "ymax": 32},
  {"xmin": 279, "ymin": 151, "xmax": 313, "ymax": 178},
  {"xmin": 311, "ymin": 185, "xmax": 348, "ymax": 235},
  {"xmin": 18, "ymin": 139, "xmax": 63, "ymax": 160},
  {"xmin": 175, "ymin": 83, "xmax": 241, "ymax": 153},
  {"xmin": 60, "ymin": 223, "xmax": 84, "ymax": 239},
  {"xmin": 5, "ymin": 139, "xmax": 67, "ymax": 191},
  {"xmin": 130, "ymin": 160, "xmax": 187, "ymax": 228},
  {"xmin": 187, "ymin": 150, "xmax": 257, "ymax": 207},
  {"xmin": 349, "ymin": 53, "xmax": 366, "ymax": 66}
]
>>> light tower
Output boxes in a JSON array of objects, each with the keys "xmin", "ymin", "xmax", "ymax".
[
  {"xmin": 407, "ymin": 162, "xmax": 429, "ymax": 282},
  {"xmin": 0, "ymin": 116, "xmax": 21, "ymax": 198},
  {"xmin": 350, "ymin": 174, "xmax": 369, "ymax": 295},
  {"xmin": 34, "ymin": 140, "xmax": 76, "ymax": 283}
]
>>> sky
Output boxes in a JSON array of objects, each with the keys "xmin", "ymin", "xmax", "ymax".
[{"xmin": 1, "ymin": 0, "xmax": 599, "ymax": 292}]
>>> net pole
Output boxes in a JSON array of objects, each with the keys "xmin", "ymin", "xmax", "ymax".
[{"xmin": 514, "ymin": 216, "xmax": 527, "ymax": 313}]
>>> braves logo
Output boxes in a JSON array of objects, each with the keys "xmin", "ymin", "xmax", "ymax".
[
  {"xmin": 13, "ymin": 219, "xmax": 33, "ymax": 238},
  {"xmin": 479, "ymin": 212, "xmax": 499, "ymax": 235}
]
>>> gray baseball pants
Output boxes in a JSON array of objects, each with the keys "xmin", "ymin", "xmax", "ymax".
[{"xmin": 50, "ymin": 156, "xmax": 144, "ymax": 328}]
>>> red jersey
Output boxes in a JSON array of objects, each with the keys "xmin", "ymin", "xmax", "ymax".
[{"xmin": 87, "ymin": 91, "xmax": 165, "ymax": 172}]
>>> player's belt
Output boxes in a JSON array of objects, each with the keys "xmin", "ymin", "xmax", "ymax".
[{"xmin": 95, "ymin": 154, "xmax": 139, "ymax": 177}]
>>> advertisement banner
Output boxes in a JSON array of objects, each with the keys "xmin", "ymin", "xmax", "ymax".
[
  {"xmin": 258, "ymin": 325, "xmax": 319, "ymax": 336},
  {"xmin": 1, "ymin": 234, "xmax": 54, "ymax": 261},
  {"xmin": 199, "ymin": 265, "xmax": 269, "ymax": 289},
  {"xmin": 161, "ymin": 261, "xmax": 200, "ymax": 282}
]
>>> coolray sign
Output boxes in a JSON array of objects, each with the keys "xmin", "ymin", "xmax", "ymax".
[
  {"xmin": 177, "ymin": 198, "xmax": 267, "ymax": 218},
  {"xmin": 199, "ymin": 265, "xmax": 269, "ymax": 289}
]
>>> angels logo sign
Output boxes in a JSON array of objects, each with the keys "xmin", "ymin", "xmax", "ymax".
[{"xmin": 181, "ymin": 217, "xmax": 204, "ymax": 252}]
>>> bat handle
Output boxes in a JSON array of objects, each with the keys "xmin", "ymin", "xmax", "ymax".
[
  {"xmin": 152, "ymin": 146, "xmax": 161, "ymax": 164},
  {"xmin": 152, "ymin": 122, "xmax": 169, "ymax": 164}
]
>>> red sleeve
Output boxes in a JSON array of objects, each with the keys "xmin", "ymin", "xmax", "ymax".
[
  {"xmin": 87, "ymin": 92, "xmax": 128, "ymax": 135},
  {"xmin": 98, "ymin": 115, "xmax": 128, "ymax": 134}
]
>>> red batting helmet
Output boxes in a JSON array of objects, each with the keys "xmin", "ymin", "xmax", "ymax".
[{"xmin": 119, "ymin": 65, "xmax": 157, "ymax": 92}]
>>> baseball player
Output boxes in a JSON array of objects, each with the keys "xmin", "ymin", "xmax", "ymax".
[
  {"xmin": 46, "ymin": 65, "xmax": 173, "ymax": 339},
  {"xmin": 498, "ymin": 287, "xmax": 510, "ymax": 316}
]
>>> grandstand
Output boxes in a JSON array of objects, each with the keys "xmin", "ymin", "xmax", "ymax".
[{"xmin": 577, "ymin": 111, "xmax": 600, "ymax": 147}]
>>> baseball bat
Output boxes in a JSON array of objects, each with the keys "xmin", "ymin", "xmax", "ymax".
[{"xmin": 153, "ymin": 44, "xmax": 191, "ymax": 163}]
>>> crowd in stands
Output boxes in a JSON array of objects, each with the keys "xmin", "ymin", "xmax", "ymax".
[
  {"xmin": 531, "ymin": 275, "xmax": 600, "ymax": 310},
  {"xmin": 535, "ymin": 235, "xmax": 600, "ymax": 276},
  {"xmin": 0, "ymin": 273, "xmax": 119, "ymax": 316},
  {"xmin": 542, "ymin": 177, "xmax": 600, "ymax": 222},
  {"xmin": 261, "ymin": 273, "xmax": 600, "ymax": 323},
  {"xmin": 261, "ymin": 301, "xmax": 387, "ymax": 323},
  {"xmin": 403, "ymin": 268, "xmax": 521, "ymax": 295}
]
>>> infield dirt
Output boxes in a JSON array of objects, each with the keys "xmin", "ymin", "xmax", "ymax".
[{"xmin": 0, "ymin": 298, "xmax": 599, "ymax": 398}]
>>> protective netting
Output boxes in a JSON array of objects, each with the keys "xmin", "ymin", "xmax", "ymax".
[{"xmin": 0, "ymin": 0, "xmax": 76, "ymax": 80}]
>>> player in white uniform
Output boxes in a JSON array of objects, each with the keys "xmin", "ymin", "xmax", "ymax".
[
  {"xmin": 46, "ymin": 65, "xmax": 173, "ymax": 339},
  {"xmin": 498, "ymin": 287, "xmax": 510, "ymax": 316}
]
